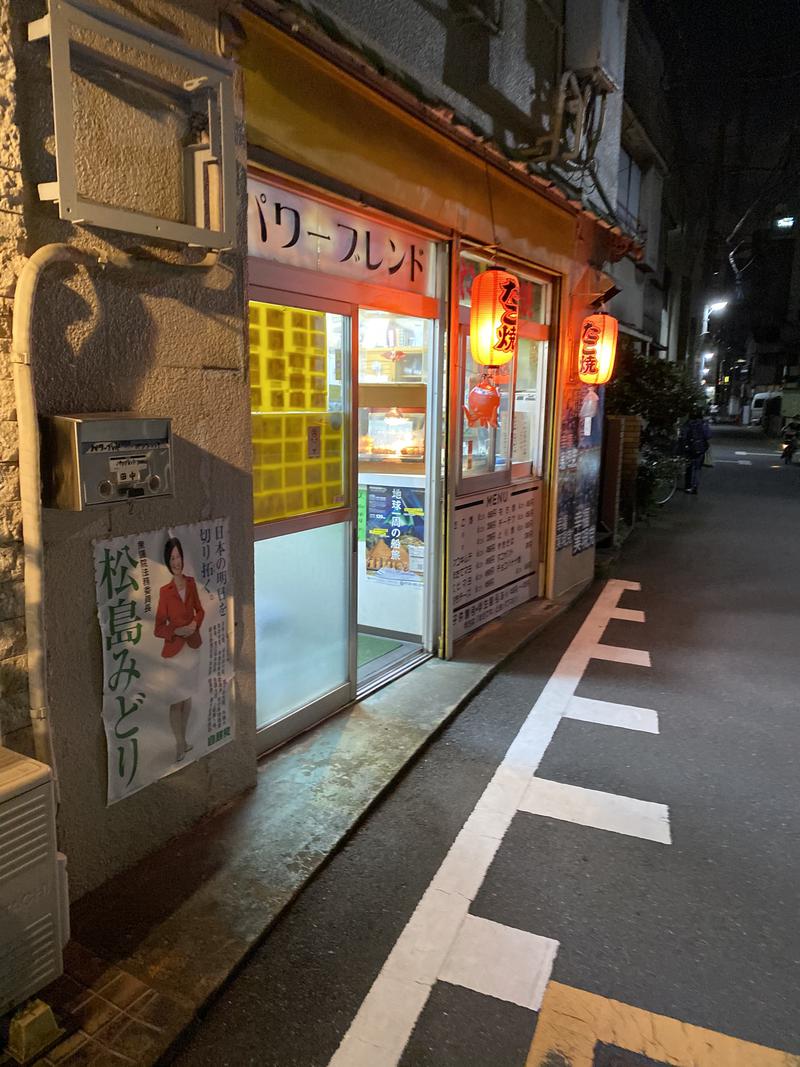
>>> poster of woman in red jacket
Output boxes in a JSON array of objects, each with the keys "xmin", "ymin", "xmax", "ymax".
[{"xmin": 154, "ymin": 537, "xmax": 205, "ymax": 762}]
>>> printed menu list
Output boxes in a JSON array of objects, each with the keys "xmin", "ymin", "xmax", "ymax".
[{"xmin": 451, "ymin": 481, "xmax": 540, "ymax": 639}]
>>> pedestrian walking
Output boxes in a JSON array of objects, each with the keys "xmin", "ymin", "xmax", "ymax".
[
  {"xmin": 703, "ymin": 409, "xmax": 714, "ymax": 467},
  {"xmin": 681, "ymin": 406, "xmax": 710, "ymax": 494}
]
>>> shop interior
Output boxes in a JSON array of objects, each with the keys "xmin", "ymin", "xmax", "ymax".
[{"xmin": 356, "ymin": 308, "xmax": 434, "ymax": 689}]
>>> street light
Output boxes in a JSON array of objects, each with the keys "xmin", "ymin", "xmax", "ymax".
[{"xmin": 702, "ymin": 300, "xmax": 729, "ymax": 334}]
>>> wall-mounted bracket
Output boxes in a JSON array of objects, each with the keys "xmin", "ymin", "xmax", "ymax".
[{"xmin": 27, "ymin": 0, "xmax": 236, "ymax": 249}]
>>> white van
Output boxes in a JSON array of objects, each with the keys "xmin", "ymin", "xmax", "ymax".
[{"xmin": 749, "ymin": 391, "xmax": 781, "ymax": 426}]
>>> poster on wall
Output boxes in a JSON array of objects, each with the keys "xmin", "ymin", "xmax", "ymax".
[
  {"xmin": 93, "ymin": 518, "xmax": 234, "ymax": 805},
  {"xmin": 556, "ymin": 382, "xmax": 604, "ymax": 555},
  {"xmin": 365, "ymin": 484, "xmax": 425, "ymax": 585}
]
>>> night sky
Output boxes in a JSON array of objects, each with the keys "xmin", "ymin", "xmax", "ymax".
[{"xmin": 645, "ymin": 0, "xmax": 800, "ymax": 235}]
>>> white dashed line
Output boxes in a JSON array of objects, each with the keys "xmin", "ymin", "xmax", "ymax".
[
  {"xmin": 591, "ymin": 644, "xmax": 651, "ymax": 666},
  {"xmin": 564, "ymin": 695, "xmax": 659, "ymax": 733},
  {"xmin": 519, "ymin": 777, "xmax": 672, "ymax": 844},
  {"xmin": 438, "ymin": 914, "xmax": 559, "ymax": 1011},
  {"xmin": 328, "ymin": 579, "xmax": 663, "ymax": 1067}
]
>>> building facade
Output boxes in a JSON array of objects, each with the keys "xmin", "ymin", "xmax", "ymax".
[{"xmin": 0, "ymin": 0, "xmax": 641, "ymax": 914}]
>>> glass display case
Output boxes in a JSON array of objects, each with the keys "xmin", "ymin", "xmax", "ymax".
[{"xmin": 358, "ymin": 385, "xmax": 426, "ymax": 475}]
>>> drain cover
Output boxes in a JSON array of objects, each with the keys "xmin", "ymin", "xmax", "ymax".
[{"xmin": 594, "ymin": 1046, "xmax": 672, "ymax": 1067}]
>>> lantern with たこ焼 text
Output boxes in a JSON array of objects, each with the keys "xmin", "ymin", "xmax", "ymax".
[
  {"xmin": 578, "ymin": 312, "xmax": 618, "ymax": 385},
  {"xmin": 469, "ymin": 269, "xmax": 520, "ymax": 367},
  {"xmin": 465, "ymin": 269, "xmax": 519, "ymax": 429}
]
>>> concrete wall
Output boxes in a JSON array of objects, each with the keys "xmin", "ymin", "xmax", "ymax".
[
  {"xmin": 565, "ymin": 0, "xmax": 628, "ymax": 205},
  {"xmin": 1, "ymin": 0, "xmax": 256, "ymax": 898},
  {"xmin": 608, "ymin": 257, "xmax": 644, "ymax": 331},
  {"xmin": 279, "ymin": 0, "xmax": 566, "ymax": 158}
]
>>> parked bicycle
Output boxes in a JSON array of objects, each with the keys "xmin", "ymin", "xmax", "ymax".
[{"xmin": 637, "ymin": 432, "xmax": 683, "ymax": 507}]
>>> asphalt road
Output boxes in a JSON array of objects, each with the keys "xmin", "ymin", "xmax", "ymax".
[{"xmin": 168, "ymin": 424, "xmax": 800, "ymax": 1067}]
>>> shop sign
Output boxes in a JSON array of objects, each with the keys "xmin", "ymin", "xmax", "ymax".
[
  {"xmin": 248, "ymin": 177, "xmax": 436, "ymax": 297},
  {"xmin": 93, "ymin": 518, "xmax": 234, "ymax": 805}
]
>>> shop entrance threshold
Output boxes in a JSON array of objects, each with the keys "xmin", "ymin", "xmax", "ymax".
[{"xmin": 59, "ymin": 595, "xmax": 572, "ymax": 1066}]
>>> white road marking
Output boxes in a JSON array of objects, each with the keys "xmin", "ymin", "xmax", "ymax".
[
  {"xmin": 328, "ymin": 579, "xmax": 658, "ymax": 1067},
  {"xmin": 438, "ymin": 915, "xmax": 559, "ymax": 1011},
  {"xmin": 737, "ymin": 459, "xmax": 752, "ymax": 466},
  {"xmin": 591, "ymin": 644, "xmax": 651, "ymax": 666},
  {"xmin": 564, "ymin": 695, "xmax": 659, "ymax": 733},
  {"xmin": 609, "ymin": 607, "xmax": 645, "ymax": 623},
  {"xmin": 735, "ymin": 450, "xmax": 777, "ymax": 456},
  {"xmin": 519, "ymin": 778, "xmax": 671, "ymax": 844}
]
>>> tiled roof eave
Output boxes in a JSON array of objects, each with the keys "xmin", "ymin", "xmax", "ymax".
[{"xmin": 245, "ymin": 0, "xmax": 644, "ymax": 263}]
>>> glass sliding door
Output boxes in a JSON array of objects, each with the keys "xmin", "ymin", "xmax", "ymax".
[
  {"xmin": 356, "ymin": 307, "xmax": 439, "ymax": 692},
  {"xmin": 250, "ymin": 296, "xmax": 355, "ymax": 752},
  {"xmin": 254, "ymin": 521, "xmax": 350, "ymax": 728}
]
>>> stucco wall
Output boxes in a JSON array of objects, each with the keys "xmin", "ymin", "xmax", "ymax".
[
  {"xmin": 608, "ymin": 256, "xmax": 644, "ymax": 329},
  {"xmin": 281, "ymin": 0, "xmax": 565, "ymax": 157},
  {"xmin": 1, "ymin": 0, "xmax": 256, "ymax": 898},
  {"xmin": 0, "ymin": 0, "xmax": 31, "ymax": 760}
]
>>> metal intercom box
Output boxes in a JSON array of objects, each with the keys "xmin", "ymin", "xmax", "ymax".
[{"xmin": 41, "ymin": 414, "xmax": 173, "ymax": 510}]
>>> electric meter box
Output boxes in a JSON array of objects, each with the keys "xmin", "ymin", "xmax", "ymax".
[{"xmin": 41, "ymin": 413, "xmax": 173, "ymax": 510}]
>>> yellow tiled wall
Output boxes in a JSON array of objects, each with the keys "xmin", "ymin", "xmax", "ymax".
[{"xmin": 249, "ymin": 301, "xmax": 345, "ymax": 522}]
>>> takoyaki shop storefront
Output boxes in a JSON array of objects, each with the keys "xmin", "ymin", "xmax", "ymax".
[{"xmin": 247, "ymin": 168, "xmax": 450, "ymax": 754}]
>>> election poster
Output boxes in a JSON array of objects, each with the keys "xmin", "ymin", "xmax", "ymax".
[{"xmin": 93, "ymin": 518, "xmax": 234, "ymax": 805}]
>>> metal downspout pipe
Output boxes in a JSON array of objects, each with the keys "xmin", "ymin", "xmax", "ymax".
[
  {"xmin": 9, "ymin": 243, "xmax": 219, "ymax": 784},
  {"xmin": 10, "ymin": 245, "xmax": 95, "ymax": 780}
]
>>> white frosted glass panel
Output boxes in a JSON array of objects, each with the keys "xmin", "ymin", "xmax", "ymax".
[{"xmin": 255, "ymin": 523, "xmax": 350, "ymax": 729}]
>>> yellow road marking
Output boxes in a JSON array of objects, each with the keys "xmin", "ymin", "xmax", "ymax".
[{"xmin": 526, "ymin": 982, "xmax": 800, "ymax": 1067}]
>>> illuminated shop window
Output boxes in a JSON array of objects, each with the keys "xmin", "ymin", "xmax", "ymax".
[{"xmin": 459, "ymin": 254, "xmax": 552, "ymax": 486}]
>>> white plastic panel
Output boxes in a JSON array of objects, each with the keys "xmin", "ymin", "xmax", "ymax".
[{"xmin": 0, "ymin": 749, "xmax": 62, "ymax": 1013}]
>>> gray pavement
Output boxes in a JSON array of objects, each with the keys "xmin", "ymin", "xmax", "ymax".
[{"xmin": 167, "ymin": 424, "xmax": 800, "ymax": 1067}]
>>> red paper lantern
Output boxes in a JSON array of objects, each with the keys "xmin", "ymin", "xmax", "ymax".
[
  {"xmin": 469, "ymin": 269, "xmax": 520, "ymax": 367},
  {"xmin": 578, "ymin": 312, "xmax": 618, "ymax": 385}
]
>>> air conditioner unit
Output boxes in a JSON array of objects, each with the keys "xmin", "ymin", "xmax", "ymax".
[{"xmin": 0, "ymin": 747, "xmax": 68, "ymax": 1015}]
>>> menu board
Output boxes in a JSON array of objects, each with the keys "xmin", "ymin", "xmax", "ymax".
[{"xmin": 451, "ymin": 480, "xmax": 541, "ymax": 640}]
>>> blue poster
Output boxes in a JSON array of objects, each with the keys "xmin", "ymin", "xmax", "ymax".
[
  {"xmin": 556, "ymin": 383, "xmax": 604, "ymax": 555},
  {"xmin": 365, "ymin": 484, "xmax": 425, "ymax": 585}
]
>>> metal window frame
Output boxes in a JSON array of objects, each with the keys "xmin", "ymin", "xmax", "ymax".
[
  {"xmin": 28, "ymin": 0, "xmax": 236, "ymax": 249},
  {"xmin": 454, "ymin": 250, "xmax": 557, "ymax": 496}
]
